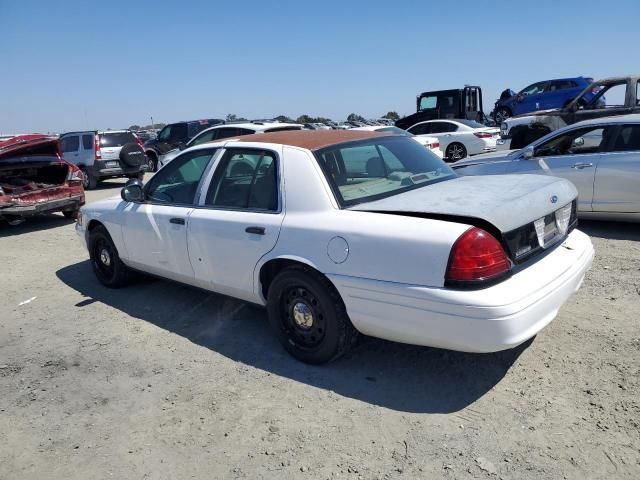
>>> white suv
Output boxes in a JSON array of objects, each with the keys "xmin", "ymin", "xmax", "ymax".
[{"xmin": 157, "ymin": 122, "xmax": 303, "ymax": 168}]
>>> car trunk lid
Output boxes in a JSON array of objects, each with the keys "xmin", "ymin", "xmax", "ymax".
[{"xmin": 350, "ymin": 174, "xmax": 578, "ymax": 263}]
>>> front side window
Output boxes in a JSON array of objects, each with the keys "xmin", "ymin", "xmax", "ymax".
[
  {"xmin": 430, "ymin": 122, "xmax": 457, "ymax": 133},
  {"xmin": 145, "ymin": 149, "xmax": 216, "ymax": 204},
  {"xmin": 190, "ymin": 129, "xmax": 217, "ymax": 147},
  {"xmin": 169, "ymin": 123, "xmax": 188, "ymax": 142},
  {"xmin": 316, "ymin": 136, "xmax": 455, "ymax": 206},
  {"xmin": 419, "ymin": 96, "xmax": 437, "ymax": 110},
  {"xmin": 534, "ymin": 126, "xmax": 610, "ymax": 157},
  {"xmin": 205, "ymin": 149, "xmax": 278, "ymax": 211},
  {"xmin": 611, "ymin": 125, "xmax": 640, "ymax": 152},
  {"xmin": 157, "ymin": 126, "xmax": 171, "ymax": 142},
  {"xmin": 60, "ymin": 136, "xmax": 79, "ymax": 153},
  {"xmin": 520, "ymin": 81, "xmax": 547, "ymax": 96}
]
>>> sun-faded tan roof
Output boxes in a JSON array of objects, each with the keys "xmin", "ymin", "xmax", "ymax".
[{"xmin": 228, "ymin": 129, "xmax": 391, "ymax": 151}]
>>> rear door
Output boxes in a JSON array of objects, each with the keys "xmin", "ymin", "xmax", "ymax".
[
  {"xmin": 79, "ymin": 133, "xmax": 95, "ymax": 165},
  {"xmin": 530, "ymin": 125, "xmax": 614, "ymax": 212},
  {"xmin": 516, "ymin": 81, "xmax": 548, "ymax": 115},
  {"xmin": 592, "ymin": 124, "xmax": 640, "ymax": 213},
  {"xmin": 187, "ymin": 146, "xmax": 285, "ymax": 302}
]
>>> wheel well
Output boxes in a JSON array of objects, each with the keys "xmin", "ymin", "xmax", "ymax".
[
  {"xmin": 145, "ymin": 150, "xmax": 157, "ymax": 159},
  {"xmin": 87, "ymin": 219, "xmax": 103, "ymax": 232},
  {"xmin": 259, "ymin": 259, "xmax": 322, "ymax": 300}
]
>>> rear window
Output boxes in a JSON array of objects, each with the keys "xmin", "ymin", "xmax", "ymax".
[
  {"xmin": 315, "ymin": 136, "xmax": 455, "ymax": 207},
  {"xmin": 100, "ymin": 132, "xmax": 136, "ymax": 148}
]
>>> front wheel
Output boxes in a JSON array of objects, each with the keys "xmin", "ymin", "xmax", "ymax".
[
  {"xmin": 445, "ymin": 142, "xmax": 467, "ymax": 162},
  {"xmin": 266, "ymin": 266, "xmax": 357, "ymax": 364},
  {"xmin": 62, "ymin": 208, "xmax": 79, "ymax": 219},
  {"xmin": 494, "ymin": 107, "xmax": 511, "ymax": 123},
  {"xmin": 89, "ymin": 225, "xmax": 129, "ymax": 288}
]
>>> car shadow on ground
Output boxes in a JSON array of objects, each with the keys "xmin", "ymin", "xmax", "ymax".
[
  {"xmin": 579, "ymin": 220, "xmax": 640, "ymax": 241},
  {"xmin": 56, "ymin": 260, "xmax": 529, "ymax": 414},
  {"xmin": 0, "ymin": 213, "xmax": 75, "ymax": 237}
]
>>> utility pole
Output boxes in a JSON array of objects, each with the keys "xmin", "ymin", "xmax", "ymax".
[{"xmin": 150, "ymin": 116, "xmax": 154, "ymax": 129}]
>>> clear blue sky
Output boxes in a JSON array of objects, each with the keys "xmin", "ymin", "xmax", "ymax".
[{"xmin": 1, "ymin": 0, "xmax": 638, "ymax": 133}]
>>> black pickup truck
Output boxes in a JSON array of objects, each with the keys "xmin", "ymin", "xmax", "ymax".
[{"xmin": 500, "ymin": 75, "xmax": 640, "ymax": 149}]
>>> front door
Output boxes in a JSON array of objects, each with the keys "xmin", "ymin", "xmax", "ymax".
[
  {"xmin": 530, "ymin": 125, "xmax": 615, "ymax": 212},
  {"xmin": 187, "ymin": 147, "xmax": 285, "ymax": 302},
  {"xmin": 121, "ymin": 148, "xmax": 218, "ymax": 283}
]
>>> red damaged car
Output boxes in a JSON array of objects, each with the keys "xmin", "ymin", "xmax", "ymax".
[{"xmin": 0, "ymin": 137, "xmax": 85, "ymax": 225}]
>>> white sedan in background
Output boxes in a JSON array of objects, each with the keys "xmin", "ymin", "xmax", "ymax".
[
  {"xmin": 406, "ymin": 119, "xmax": 499, "ymax": 161},
  {"xmin": 352, "ymin": 125, "xmax": 443, "ymax": 158},
  {"xmin": 157, "ymin": 122, "xmax": 303, "ymax": 168},
  {"xmin": 77, "ymin": 130, "xmax": 592, "ymax": 364}
]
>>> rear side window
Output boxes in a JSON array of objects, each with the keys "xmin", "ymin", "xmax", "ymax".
[
  {"xmin": 60, "ymin": 136, "xmax": 79, "ymax": 153},
  {"xmin": 611, "ymin": 125, "xmax": 640, "ymax": 152},
  {"xmin": 82, "ymin": 134, "xmax": 93, "ymax": 150},
  {"xmin": 205, "ymin": 149, "xmax": 278, "ymax": 211},
  {"xmin": 100, "ymin": 132, "xmax": 136, "ymax": 147}
]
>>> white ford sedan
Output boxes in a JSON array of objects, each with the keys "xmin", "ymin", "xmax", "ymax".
[{"xmin": 76, "ymin": 130, "xmax": 593, "ymax": 364}]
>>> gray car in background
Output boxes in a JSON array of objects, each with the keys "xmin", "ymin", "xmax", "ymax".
[{"xmin": 452, "ymin": 115, "xmax": 640, "ymax": 222}]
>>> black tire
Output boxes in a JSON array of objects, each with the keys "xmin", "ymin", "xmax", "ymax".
[
  {"xmin": 80, "ymin": 167, "xmax": 98, "ymax": 190},
  {"xmin": 494, "ymin": 107, "xmax": 511, "ymax": 123},
  {"xmin": 88, "ymin": 225, "xmax": 129, "ymax": 288},
  {"xmin": 146, "ymin": 151, "xmax": 157, "ymax": 172},
  {"xmin": 119, "ymin": 143, "xmax": 146, "ymax": 169},
  {"xmin": 127, "ymin": 172, "xmax": 145, "ymax": 182},
  {"xmin": 266, "ymin": 266, "xmax": 357, "ymax": 364},
  {"xmin": 445, "ymin": 142, "xmax": 467, "ymax": 162},
  {"xmin": 62, "ymin": 208, "xmax": 79, "ymax": 219}
]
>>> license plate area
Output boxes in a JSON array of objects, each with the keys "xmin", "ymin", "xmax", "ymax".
[{"xmin": 106, "ymin": 161, "xmax": 119, "ymax": 168}]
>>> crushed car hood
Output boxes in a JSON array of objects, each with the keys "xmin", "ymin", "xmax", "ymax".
[{"xmin": 350, "ymin": 174, "xmax": 576, "ymax": 233}]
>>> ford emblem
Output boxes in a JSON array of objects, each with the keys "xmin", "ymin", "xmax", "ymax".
[{"xmin": 551, "ymin": 195, "xmax": 558, "ymax": 204}]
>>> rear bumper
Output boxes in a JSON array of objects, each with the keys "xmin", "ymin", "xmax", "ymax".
[
  {"xmin": 0, "ymin": 194, "xmax": 84, "ymax": 217},
  {"xmin": 329, "ymin": 229, "xmax": 593, "ymax": 353},
  {"xmin": 93, "ymin": 160, "xmax": 147, "ymax": 178}
]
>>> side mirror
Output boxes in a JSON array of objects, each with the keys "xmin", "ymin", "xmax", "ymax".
[
  {"xmin": 121, "ymin": 179, "xmax": 144, "ymax": 202},
  {"xmin": 516, "ymin": 94, "xmax": 524, "ymax": 103},
  {"xmin": 572, "ymin": 137, "xmax": 585, "ymax": 147},
  {"xmin": 522, "ymin": 146, "xmax": 534, "ymax": 159}
]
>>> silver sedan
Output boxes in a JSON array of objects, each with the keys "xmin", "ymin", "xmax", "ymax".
[{"xmin": 452, "ymin": 114, "xmax": 640, "ymax": 222}]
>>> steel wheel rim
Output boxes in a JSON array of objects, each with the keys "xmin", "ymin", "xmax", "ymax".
[
  {"xmin": 93, "ymin": 237, "xmax": 115, "ymax": 279},
  {"xmin": 280, "ymin": 286, "xmax": 326, "ymax": 349}
]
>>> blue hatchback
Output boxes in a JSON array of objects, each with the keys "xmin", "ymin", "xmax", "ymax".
[{"xmin": 493, "ymin": 77, "xmax": 596, "ymax": 123}]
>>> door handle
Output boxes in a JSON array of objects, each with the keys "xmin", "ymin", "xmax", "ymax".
[
  {"xmin": 169, "ymin": 218, "xmax": 185, "ymax": 225},
  {"xmin": 245, "ymin": 226, "xmax": 265, "ymax": 235},
  {"xmin": 572, "ymin": 162, "xmax": 593, "ymax": 169}
]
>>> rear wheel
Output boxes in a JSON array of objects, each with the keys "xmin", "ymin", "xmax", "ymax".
[
  {"xmin": 62, "ymin": 208, "xmax": 79, "ymax": 219},
  {"xmin": 80, "ymin": 167, "xmax": 98, "ymax": 190},
  {"xmin": 146, "ymin": 152, "xmax": 157, "ymax": 172},
  {"xmin": 266, "ymin": 266, "xmax": 357, "ymax": 364},
  {"xmin": 445, "ymin": 142, "xmax": 467, "ymax": 162},
  {"xmin": 89, "ymin": 225, "xmax": 129, "ymax": 288}
]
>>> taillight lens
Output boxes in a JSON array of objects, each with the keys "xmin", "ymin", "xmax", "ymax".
[
  {"xmin": 134, "ymin": 133, "xmax": 145, "ymax": 149},
  {"xmin": 473, "ymin": 132, "xmax": 493, "ymax": 138},
  {"xmin": 67, "ymin": 167, "xmax": 84, "ymax": 184},
  {"xmin": 445, "ymin": 227, "xmax": 511, "ymax": 286},
  {"xmin": 430, "ymin": 142, "xmax": 440, "ymax": 149},
  {"xmin": 94, "ymin": 134, "xmax": 102, "ymax": 160}
]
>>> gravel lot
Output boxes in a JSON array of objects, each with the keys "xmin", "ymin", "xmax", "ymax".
[{"xmin": 1, "ymin": 177, "xmax": 639, "ymax": 479}]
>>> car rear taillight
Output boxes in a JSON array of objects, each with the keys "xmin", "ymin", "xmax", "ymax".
[
  {"xmin": 0, "ymin": 186, "xmax": 4, "ymax": 196},
  {"xmin": 473, "ymin": 132, "xmax": 493, "ymax": 139},
  {"xmin": 445, "ymin": 227, "xmax": 511, "ymax": 287},
  {"xmin": 94, "ymin": 134, "xmax": 102, "ymax": 160},
  {"xmin": 134, "ymin": 133, "xmax": 145, "ymax": 149},
  {"xmin": 67, "ymin": 167, "xmax": 84, "ymax": 184},
  {"xmin": 430, "ymin": 142, "xmax": 440, "ymax": 149}
]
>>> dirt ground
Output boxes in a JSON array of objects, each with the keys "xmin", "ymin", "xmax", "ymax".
[{"xmin": 1, "ymin": 177, "xmax": 639, "ymax": 480}]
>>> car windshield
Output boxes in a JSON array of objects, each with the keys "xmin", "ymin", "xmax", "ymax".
[
  {"xmin": 100, "ymin": 132, "xmax": 136, "ymax": 147},
  {"xmin": 315, "ymin": 136, "xmax": 455, "ymax": 207},
  {"xmin": 376, "ymin": 127, "xmax": 412, "ymax": 136}
]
